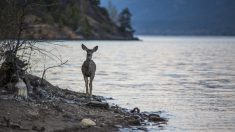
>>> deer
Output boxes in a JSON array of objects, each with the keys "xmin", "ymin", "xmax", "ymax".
[{"xmin": 81, "ymin": 44, "xmax": 98, "ymax": 98}]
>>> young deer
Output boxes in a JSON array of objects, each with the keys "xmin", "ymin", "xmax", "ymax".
[{"xmin": 81, "ymin": 44, "xmax": 98, "ymax": 98}]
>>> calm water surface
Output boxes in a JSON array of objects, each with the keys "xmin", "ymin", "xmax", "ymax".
[{"xmin": 34, "ymin": 37, "xmax": 235, "ymax": 132}]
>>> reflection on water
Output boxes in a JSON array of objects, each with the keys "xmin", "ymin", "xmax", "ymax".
[{"xmin": 33, "ymin": 37, "xmax": 235, "ymax": 132}]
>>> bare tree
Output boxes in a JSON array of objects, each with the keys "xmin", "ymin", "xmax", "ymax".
[{"xmin": 0, "ymin": 0, "xmax": 67, "ymax": 98}]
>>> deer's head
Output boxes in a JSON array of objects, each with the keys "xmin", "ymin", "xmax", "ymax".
[{"xmin": 82, "ymin": 44, "xmax": 98, "ymax": 60}]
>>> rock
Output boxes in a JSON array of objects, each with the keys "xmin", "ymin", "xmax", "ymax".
[
  {"xmin": 113, "ymin": 108, "xmax": 121, "ymax": 114},
  {"xmin": 104, "ymin": 120, "xmax": 112, "ymax": 125},
  {"xmin": 28, "ymin": 110, "xmax": 39, "ymax": 118},
  {"xmin": 10, "ymin": 123, "xmax": 23, "ymax": 130},
  {"xmin": 148, "ymin": 114, "xmax": 166, "ymax": 122},
  {"xmin": 132, "ymin": 115, "xmax": 142, "ymax": 119},
  {"xmin": 81, "ymin": 118, "xmax": 96, "ymax": 127},
  {"xmin": 111, "ymin": 105, "xmax": 126, "ymax": 114},
  {"xmin": 149, "ymin": 113, "xmax": 160, "ymax": 118},
  {"xmin": 3, "ymin": 117, "xmax": 24, "ymax": 130},
  {"xmin": 0, "ymin": 95, "xmax": 14, "ymax": 100},
  {"xmin": 86, "ymin": 101, "xmax": 109, "ymax": 109},
  {"xmin": 114, "ymin": 125, "xmax": 122, "ymax": 128},
  {"xmin": 15, "ymin": 79, "xmax": 27, "ymax": 98},
  {"xmin": 129, "ymin": 119, "xmax": 141, "ymax": 126},
  {"xmin": 124, "ymin": 116, "xmax": 141, "ymax": 126},
  {"xmin": 99, "ymin": 123, "xmax": 105, "ymax": 127},
  {"xmin": 137, "ymin": 126, "xmax": 148, "ymax": 131},
  {"xmin": 130, "ymin": 107, "xmax": 140, "ymax": 114},
  {"xmin": 114, "ymin": 115, "xmax": 123, "ymax": 118},
  {"xmin": 64, "ymin": 99, "xmax": 76, "ymax": 104},
  {"xmin": 141, "ymin": 113, "xmax": 149, "ymax": 120},
  {"xmin": 62, "ymin": 114, "xmax": 73, "ymax": 119},
  {"xmin": 32, "ymin": 125, "xmax": 45, "ymax": 132},
  {"xmin": 105, "ymin": 97, "xmax": 114, "ymax": 100},
  {"xmin": 0, "ymin": 89, "xmax": 8, "ymax": 94}
]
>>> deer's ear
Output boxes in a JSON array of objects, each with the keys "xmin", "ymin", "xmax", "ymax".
[
  {"xmin": 82, "ymin": 44, "xmax": 88, "ymax": 51},
  {"xmin": 93, "ymin": 46, "xmax": 98, "ymax": 52}
]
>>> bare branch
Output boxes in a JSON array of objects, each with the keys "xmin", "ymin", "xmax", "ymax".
[{"xmin": 40, "ymin": 60, "xmax": 68, "ymax": 85}]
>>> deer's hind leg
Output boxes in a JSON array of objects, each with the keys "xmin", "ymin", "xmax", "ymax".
[{"xmin": 83, "ymin": 76, "xmax": 89, "ymax": 96}]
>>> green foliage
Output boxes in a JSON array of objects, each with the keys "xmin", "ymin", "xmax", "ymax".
[
  {"xmin": 58, "ymin": 4, "xmax": 81, "ymax": 30},
  {"xmin": 118, "ymin": 8, "xmax": 134, "ymax": 33},
  {"xmin": 101, "ymin": 23, "xmax": 112, "ymax": 33},
  {"xmin": 79, "ymin": 17, "xmax": 92, "ymax": 37},
  {"xmin": 91, "ymin": 0, "xmax": 100, "ymax": 6},
  {"xmin": 0, "ymin": 0, "xmax": 118, "ymax": 38},
  {"xmin": 100, "ymin": 7, "xmax": 109, "ymax": 17},
  {"xmin": 37, "ymin": 0, "xmax": 95, "ymax": 36},
  {"xmin": 42, "ymin": 14, "xmax": 54, "ymax": 24}
]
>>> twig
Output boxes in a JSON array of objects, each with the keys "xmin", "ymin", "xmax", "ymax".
[{"xmin": 40, "ymin": 60, "xmax": 68, "ymax": 85}]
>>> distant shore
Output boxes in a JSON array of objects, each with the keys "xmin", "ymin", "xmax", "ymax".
[{"xmin": 0, "ymin": 37, "xmax": 140, "ymax": 41}]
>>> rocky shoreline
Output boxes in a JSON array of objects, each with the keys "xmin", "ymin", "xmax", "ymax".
[{"xmin": 0, "ymin": 75, "xmax": 166, "ymax": 132}]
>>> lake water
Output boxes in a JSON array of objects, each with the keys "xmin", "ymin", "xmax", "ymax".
[{"xmin": 33, "ymin": 36, "xmax": 235, "ymax": 132}]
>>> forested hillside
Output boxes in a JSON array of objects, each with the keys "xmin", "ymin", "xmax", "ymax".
[{"xmin": 0, "ymin": 0, "xmax": 137, "ymax": 40}]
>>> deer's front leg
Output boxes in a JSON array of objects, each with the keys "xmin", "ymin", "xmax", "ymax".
[
  {"xmin": 84, "ymin": 76, "xmax": 89, "ymax": 95},
  {"xmin": 89, "ymin": 75, "xmax": 95, "ymax": 98}
]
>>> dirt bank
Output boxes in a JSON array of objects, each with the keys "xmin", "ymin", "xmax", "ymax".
[
  {"xmin": 0, "ymin": 75, "xmax": 167, "ymax": 132},
  {"xmin": 0, "ymin": 99, "xmax": 128, "ymax": 132}
]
